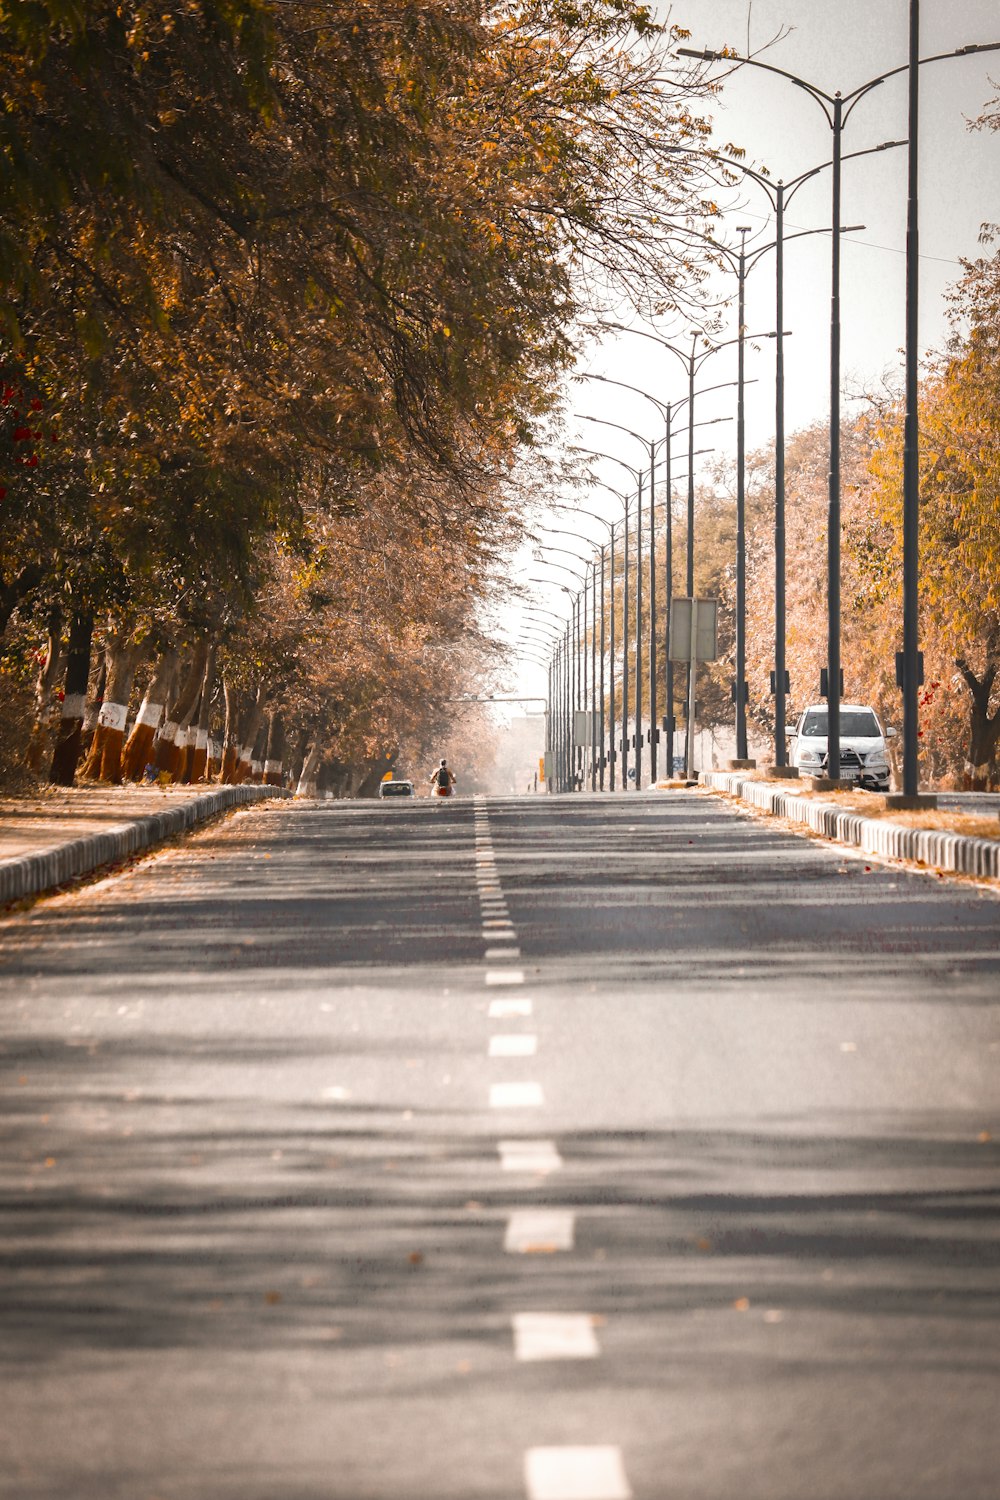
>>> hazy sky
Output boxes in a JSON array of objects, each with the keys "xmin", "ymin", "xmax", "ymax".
[{"xmin": 509, "ymin": 0, "xmax": 1000, "ymax": 694}]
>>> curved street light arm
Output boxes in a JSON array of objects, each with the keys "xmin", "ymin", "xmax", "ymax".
[
  {"xmin": 528, "ymin": 576, "xmax": 577, "ymax": 597},
  {"xmin": 530, "ymin": 557, "xmax": 588, "ymax": 583},
  {"xmin": 548, "ymin": 500, "xmax": 617, "ymax": 537},
  {"xmin": 576, "ymin": 372, "xmax": 669, "ymax": 419},
  {"xmin": 575, "ymin": 410, "xmax": 657, "ymax": 457},
  {"xmin": 678, "ymin": 41, "xmax": 1000, "ymax": 119},
  {"xmin": 568, "ymin": 443, "xmax": 643, "ymax": 489}
]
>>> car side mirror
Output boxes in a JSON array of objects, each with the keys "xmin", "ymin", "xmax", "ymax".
[
  {"xmin": 784, "ymin": 725, "xmax": 798, "ymax": 737},
  {"xmin": 886, "ymin": 726, "xmax": 898, "ymax": 739}
]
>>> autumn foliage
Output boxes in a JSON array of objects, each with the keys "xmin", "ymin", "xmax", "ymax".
[{"xmin": 0, "ymin": 1, "xmax": 719, "ymax": 789}]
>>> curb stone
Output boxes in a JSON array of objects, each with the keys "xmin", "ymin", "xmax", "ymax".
[
  {"xmin": 700, "ymin": 770, "xmax": 1000, "ymax": 881},
  {"xmin": 0, "ymin": 785, "xmax": 291, "ymax": 905}
]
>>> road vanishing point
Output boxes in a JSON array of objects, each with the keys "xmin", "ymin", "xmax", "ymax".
[{"xmin": 2, "ymin": 791, "xmax": 999, "ymax": 1500}]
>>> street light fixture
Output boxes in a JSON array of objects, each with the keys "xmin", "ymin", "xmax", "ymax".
[
  {"xmin": 678, "ymin": 31, "xmax": 1000, "ymax": 784},
  {"xmin": 568, "ymin": 445, "xmax": 644, "ymax": 789}
]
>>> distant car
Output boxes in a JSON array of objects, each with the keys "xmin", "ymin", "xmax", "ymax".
[
  {"xmin": 378, "ymin": 779, "xmax": 414, "ymax": 799},
  {"xmin": 787, "ymin": 703, "xmax": 894, "ymax": 791}
]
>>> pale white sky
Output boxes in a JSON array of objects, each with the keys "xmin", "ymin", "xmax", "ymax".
[{"xmin": 506, "ymin": 0, "xmax": 1000, "ymax": 696}]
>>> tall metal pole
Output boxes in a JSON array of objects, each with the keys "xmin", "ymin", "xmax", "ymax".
[
  {"xmin": 609, "ymin": 525, "xmax": 617, "ymax": 791},
  {"xmin": 599, "ymin": 546, "xmax": 606, "ymax": 790},
  {"xmin": 633, "ymin": 471, "xmax": 643, "ymax": 790},
  {"xmin": 827, "ymin": 95, "xmax": 844, "ymax": 780},
  {"xmin": 664, "ymin": 402, "xmax": 674, "ymax": 778},
  {"xmin": 685, "ymin": 340, "xmax": 697, "ymax": 776},
  {"xmin": 564, "ymin": 626, "xmax": 572, "ymax": 791},
  {"xmin": 574, "ymin": 592, "xmax": 582, "ymax": 790},
  {"xmin": 622, "ymin": 494, "xmax": 630, "ymax": 789},
  {"xmin": 735, "ymin": 226, "xmax": 750, "ymax": 761},
  {"xmin": 648, "ymin": 439, "xmax": 658, "ymax": 783},
  {"xmin": 902, "ymin": 0, "xmax": 921, "ymax": 797},
  {"xmin": 774, "ymin": 182, "xmax": 788, "ymax": 766},
  {"xmin": 587, "ymin": 561, "xmax": 593, "ymax": 792}
]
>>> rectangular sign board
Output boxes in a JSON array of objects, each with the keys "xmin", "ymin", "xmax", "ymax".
[
  {"xmin": 669, "ymin": 597, "xmax": 719, "ymax": 662},
  {"xmin": 573, "ymin": 710, "xmax": 594, "ymax": 746}
]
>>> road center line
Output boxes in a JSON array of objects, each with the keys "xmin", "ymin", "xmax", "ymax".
[
  {"xmin": 505, "ymin": 1210, "xmax": 574, "ymax": 1253},
  {"xmin": 490, "ymin": 1081, "xmax": 543, "ymax": 1108},
  {"xmin": 489, "ymin": 1033, "xmax": 537, "ymax": 1057},
  {"xmin": 498, "ymin": 1139, "xmax": 562, "ymax": 1173},
  {"xmin": 524, "ymin": 1447, "xmax": 631, "ymax": 1500},
  {"xmin": 489, "ymin": 997, "xmax": 532, "ymax": 1018},
  {"xmin": 513, "ymin": 1313, "xmax": 598, "ymax": 1362}
]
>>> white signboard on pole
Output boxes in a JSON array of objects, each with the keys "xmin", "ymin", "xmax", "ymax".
[
  {"xmin": 669, "ymin": 597, "xmax": 719, "ymax": 662},
  {"xmin": 573, "ymin": 710, "xmax": 594, "ymax": 746}
]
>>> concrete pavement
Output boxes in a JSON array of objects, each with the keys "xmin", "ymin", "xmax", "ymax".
[{"xmin": 0, "ymin": 792, "xmax": 998, "ymax": 1499}]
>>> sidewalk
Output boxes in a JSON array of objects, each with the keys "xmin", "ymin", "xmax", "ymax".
[
  {"xmin": 699, "ymin": 770, "xmax": 1000, "ymax": 882},
  {"xmin": 0, "ymin": 784, "xmax": 290, "ymax": 905}
]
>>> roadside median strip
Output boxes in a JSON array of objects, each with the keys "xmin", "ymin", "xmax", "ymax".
[
  {"xmin": 0, "ymin": 785, "xmax": 290, "ymax": 905},
  {"xmin": 700, "ymin": 770, "xmax": 1000, "ymax": 881}
]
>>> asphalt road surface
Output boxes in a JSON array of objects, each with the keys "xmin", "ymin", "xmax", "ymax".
[{"xmin": 2, "ymin": 790, "xmax": 999, "ymax": 1500}]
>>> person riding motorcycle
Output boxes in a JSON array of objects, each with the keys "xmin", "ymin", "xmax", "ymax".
[{"xmin": 429, "ymin": 758, "xmax": 456, "ymax": 796}]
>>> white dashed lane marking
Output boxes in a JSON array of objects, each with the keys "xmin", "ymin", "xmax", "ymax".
[
  {"xmin": 485, "ymin": 969, "xmax": 525, "ymax": 986},
  {"xmin": 490, "ymin": 1081, "xmax": 544, "ymax": 1108},
  {"xmin": 505, "ymin": 1209, "xmax": 575, "ymax": 1253},
  {"xmin": 513, "ymin": 1313, "xmax": 599, "ymax": 1362},
  {"xmin": 489, "ymin": 997, "xmax": 532, "ymax": 1018},
  {"xmin": 498, "ymin": 1139, "xmax": 562, "ymax": 1173},
  {"xmin": 489, "ymin": 1033, "xmax": 537, "ymax": 1057},
  {"xmin": 524, "ymin": 1447, "xmax": 632, "ymax": 1500},
  {"xmin": 484, "ymin": 946, "xmax": 521, "ymax": 960}
]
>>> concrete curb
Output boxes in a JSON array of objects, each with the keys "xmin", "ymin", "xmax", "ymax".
[
  {"xmin": 0, "ymin": 785, "xmax": 290, "ymax": 905},
  {"xmin": 700, "ymin": 771, "xmax": 1000, "ymax": 881}
]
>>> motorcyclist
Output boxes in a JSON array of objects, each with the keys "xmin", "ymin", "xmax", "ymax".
[{"xmin": 429, "ymin": 758, "xmax": 456, "ymax": 796}]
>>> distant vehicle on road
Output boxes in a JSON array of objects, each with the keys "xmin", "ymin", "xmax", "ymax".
[
  {"xmin": 787, "ymin": 703, "xmax": 894, "ymax": 791},
  {"xmin": 378, "ymin": 779, "xmax": 414, "ymax": 799}
]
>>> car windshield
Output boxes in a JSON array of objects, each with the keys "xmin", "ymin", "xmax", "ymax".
[{"xmin": 800, "ymin": 709, "xmax": 880, "ymax": 738}]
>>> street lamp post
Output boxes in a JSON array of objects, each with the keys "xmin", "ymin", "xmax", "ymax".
[
  {"xmin": 719, "ymin": 143, "xmax": 901, "ymax": 766},
  {"xmin": 679, "ymin": 34, "xmax": 1000, "ymax": 782},
  {"xmin": 603, "ymin": 326, "xmax": 764, "ymax": 773},
  {"xmin": 567, "ymin": 454, "xmax": 645, "ymax": 789},
  {"xmin": 575, "ymin": 415, "xmax": 656, "ymax": 788}
]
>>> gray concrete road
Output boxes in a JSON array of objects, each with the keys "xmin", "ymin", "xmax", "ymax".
[{"xmin": 1, "ymin": 791, "xmax": 998, "ymax": 1500}]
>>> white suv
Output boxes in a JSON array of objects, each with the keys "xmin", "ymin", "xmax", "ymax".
[{"xmin": 787, "ymin": 703, "xmax": 894, "ymax": 791}]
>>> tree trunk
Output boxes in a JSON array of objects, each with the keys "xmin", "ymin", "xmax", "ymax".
[
  {"xmin": 185, "ymin": 642, "xmax": 217, "ymax": 783},
  {"xmin": 81, "ymin": 623, "xmax": 146, "ymax": 783},
  {"xmin": 25, "ymin": 604, "xmax": 63, "ymax": 773},
  {"xmin": 49, "ymin": 611, "xmax": 93, "ymax": 786},
  {"xmin": 295, "ymin": 739, "xmax": 324, "ymax": 798},
  {"xmin": 233, "ymin": 686, "xmax": 266, "ymax": 783},
  {"xmin": 77, "ymin": 654, "xmax": 107, "ymax": 777},
  {"xmin": 956, "ymin": 654, "xmax": 1000, "ymax": 791},
  {"xmin": 122, "ymin": 647, "xmax": 178, "ymax": 780},
  {"xmin": 154, "ymin": 640, "xmax": 208, "ymax": 780},
  {"xmin": 264, "ymin": 710, "xmax": 285, "ymax": 786},
  {"xmin": 250, "ymin": 722, "xmax": 268, "ymax": 783}
]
